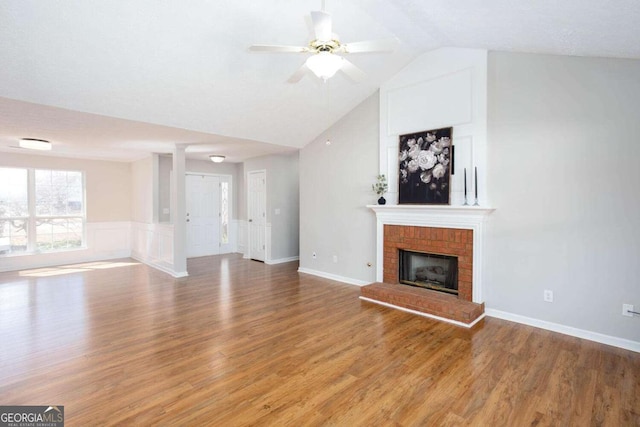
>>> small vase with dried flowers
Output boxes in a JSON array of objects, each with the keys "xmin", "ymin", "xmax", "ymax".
[{"xmin": 372, "ymin": 174, "xmax": 388, "ymax": 205}]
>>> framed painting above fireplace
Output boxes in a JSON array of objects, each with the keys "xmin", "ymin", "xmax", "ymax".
[{"xmin": 398, "ymin": 127, "xmax": 452, "ymax": 205}]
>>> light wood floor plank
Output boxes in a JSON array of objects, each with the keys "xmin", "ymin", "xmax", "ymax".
[{"xmin": 0, "ymin": 254, "xmax": 638, "ymax": 426}]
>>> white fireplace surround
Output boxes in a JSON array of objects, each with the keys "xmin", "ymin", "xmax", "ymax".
[{"xmin": 368, "ymin": 205, "xmax": 494, "ymax": 304}]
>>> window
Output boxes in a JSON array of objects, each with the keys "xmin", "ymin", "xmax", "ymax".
[
  {"xmin": 0, "ymin": 168, "xmax": 28, "ymax": 253},
  {"xmin": 0, "ymin": 168, "xmax": 85, "ymax": 255},
  {"xmin": 220, "ymin": 181, "xmax": 229, "ymax": 245}
]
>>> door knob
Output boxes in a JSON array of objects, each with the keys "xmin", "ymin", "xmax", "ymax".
[
  {"xmin": 186, "ymin": 219, "xmax": 190, "ymax": 222},
  {"xmin": 249, "ymin": 219, "xmax": 253, "ymax": 222}
]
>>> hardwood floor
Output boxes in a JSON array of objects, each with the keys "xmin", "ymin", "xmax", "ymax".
[{"xmin": 0, "ymin": 254, "xmax": 638, "ymax": 426}]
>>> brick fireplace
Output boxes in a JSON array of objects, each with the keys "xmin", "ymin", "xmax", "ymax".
[
  {"xmin": 384, "ymin": 225, "xmax": 473, "ymax": 300},
  {"xmin": 361, "ymin": 205, "xmax": 494, "ymax": 327}
]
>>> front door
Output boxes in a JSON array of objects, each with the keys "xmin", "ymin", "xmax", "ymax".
[{"xmin": 186, "ymin": 174, "xmax": 220, "ymax": 258}]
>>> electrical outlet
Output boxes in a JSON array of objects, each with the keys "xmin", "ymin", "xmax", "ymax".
[
  {"xmin": 312, "ymin": 252, "xmax": 316, "ymax": 259},
  {"xmin": 623, "ymin": 304, "xmax": 634, "ymax": 317},
  {"xmin": 543, "ymin": 290, "xmax": 553, "ymax": 303},
  {"xmin": 332, "ymin": 255, "xmax": 338, "ymax": 263}
]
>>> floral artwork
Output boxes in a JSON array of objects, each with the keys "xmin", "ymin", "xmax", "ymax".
[{"xmin": 398, "ymin": 127, "xmax": 452, "ymax": 204}]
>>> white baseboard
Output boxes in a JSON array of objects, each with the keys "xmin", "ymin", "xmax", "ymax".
[
  {"xmin": 266, "ymin": 256, "xmax": 299, "ymax": 265},
  {"xmin": 130, "ymin": 252, "xmax": 188, "ymax": 278},
  {"xmin": 485, "ymin": 308, "xmax": 640, "ymax": 353},
  {"xmin": 297, "ymin": 267, "xmax": 371, "ymax": 286}
]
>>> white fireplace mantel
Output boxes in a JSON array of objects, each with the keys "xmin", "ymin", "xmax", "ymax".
[{"xmin": 367, "ymin": 204, "xmax": 495, "ymax": 303}]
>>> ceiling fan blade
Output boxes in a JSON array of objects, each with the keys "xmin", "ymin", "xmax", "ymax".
[
  {"xmin": 310, "ymin": 11, "xmax": 332, "ymax": 41},
  {"xmin": 340, "ymin": 58, "xmax": 367, "ymax": 83},
  {"xmin": 249, "ymin": 44, "xmax": 309, "ymax": 53},
  {"xmin": 342, "ymin": 38, "xmax": 399, "ymax": 53},
  {"xmin": 287, "ymin": 64, "xmax": 309, "ymax": 83}
]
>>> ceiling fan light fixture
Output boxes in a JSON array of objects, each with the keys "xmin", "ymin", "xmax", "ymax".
[
  {"xmin": 306, "ymin": 51, "xmax": 344, "ymax": 81},
  {"xmin": 209, "ymin": 155, "xmax": 225, "ymax": 163},
  {"xmin": 19, "ymin": 138, "xmax": 52, "ymax": 151}
]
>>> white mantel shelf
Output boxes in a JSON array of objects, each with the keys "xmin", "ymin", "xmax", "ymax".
[
  {"xmin": 367, "ymin": 204, "xmax": 495, "ymax": 229},
  {"xmin": 367, "ymin": 204, "xmax": 495, "ymax": 304},
  {"xmin": 367, "ymin": 204, "xmax": 494, "ymax": 213}
]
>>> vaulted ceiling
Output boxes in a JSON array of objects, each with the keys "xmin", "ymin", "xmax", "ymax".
[{"xmin": 1, "ymin": 0, "xmax": 639, "ymax": 162}]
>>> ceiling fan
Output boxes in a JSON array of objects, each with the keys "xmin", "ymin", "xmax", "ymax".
[{"xmin": 249, "ymin": 2, "xmax": 398, "ymax": 83}]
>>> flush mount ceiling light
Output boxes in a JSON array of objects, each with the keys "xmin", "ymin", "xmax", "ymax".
[
  {"xmin": 209, "ymin": 155, "xmax": 225, "ymax": 163},
  {"xmin": 19, "ymin": 138, "xmax": 52, "ymax": 151}
]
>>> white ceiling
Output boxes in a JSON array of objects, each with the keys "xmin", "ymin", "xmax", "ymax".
[{"xmin": 1, "ymin": 0, "xmax": 639, "ymax": 163}]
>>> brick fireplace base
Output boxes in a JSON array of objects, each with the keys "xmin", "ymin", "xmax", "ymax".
[
  {"xmin": 360, "ymin": 282, "xmax": 484, "ymax": 326},
  {"xmin": 362, "ymin": 224, "xmax": 485, "ymax": 327}
]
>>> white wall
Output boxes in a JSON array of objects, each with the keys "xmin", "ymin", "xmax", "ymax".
[
  {"xmin": 242, "ymin": 152, "xmax": 300, "ymax": 263},
  {"xmin": 380, "ymin": 48, "xmax": 488, "ymax": 206},
  {"xmin": 299, "ymin": 93, "xmax": 379, "ymax": 285},
  {"xmin": 131, "ymin": 156, "xmax": 154, "ymax": 223},
  {"xmin": 485, "ymin": 52, "xmax": 640, "ymax": 346},
  {"xmin": 265, "ymin": 153, "xmax": 299, "ymax": 261}
]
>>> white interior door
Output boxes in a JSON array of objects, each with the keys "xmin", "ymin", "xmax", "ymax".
[
  {"xmin": 247, "ymin": 170, "xmax": 266, "ymax": 262},
  {"xmin": 186, "ymin": 174, "xmax": 220, "ymax": 258}
]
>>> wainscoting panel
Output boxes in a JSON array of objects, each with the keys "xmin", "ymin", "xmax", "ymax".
[
  {"xmin": 386, "ymin": 68, "xmax": 473, "ymax": 135},
  {"xmin": 0, "ymin": 221, "xmax": 131, "ymax": 273},
  {"xmin": 130, "ymin": 222, "xmax": 178, "ymax": 276}
]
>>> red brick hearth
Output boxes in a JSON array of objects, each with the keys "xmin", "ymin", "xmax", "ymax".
[
  {"xmin": 361, "ymin": 224, "xmax": 485, "ymax": 326},
  {"xmin": 361, "ymin": 282, "xmax": 484, "ymax": 324}
]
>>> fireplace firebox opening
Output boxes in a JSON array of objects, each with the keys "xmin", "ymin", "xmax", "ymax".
[{"xmin": 398, "ymin": 249, "xmax": 458, "ymax": 296}]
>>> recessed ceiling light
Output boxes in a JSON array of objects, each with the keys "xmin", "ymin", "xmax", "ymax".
[
  {"xmin": 209, "ymin": 155, "xmax": 225, "ymax": 163},
  {"xmin": 19, "ymin": 138, "xmax": 52, "ymax": 151}
]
